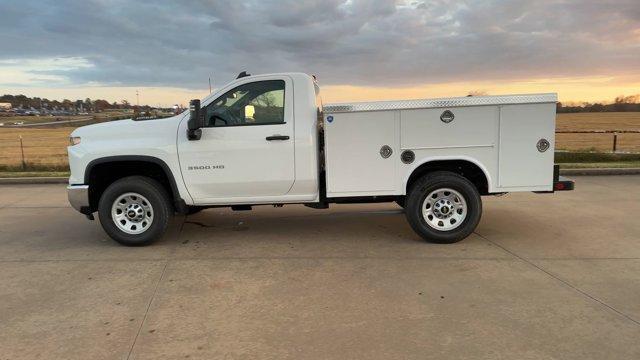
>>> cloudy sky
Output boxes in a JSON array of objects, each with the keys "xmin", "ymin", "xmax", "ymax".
[{"xmin": 1, "ymin": 0, "xmax": 639, "ymax": 106}]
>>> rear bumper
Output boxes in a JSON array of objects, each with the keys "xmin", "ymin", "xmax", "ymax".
[
  {"xmin": 553, "ymin": 165, "xmax": 575, "ymax": 191},
  {"xmin": 67, "ymin": 184, "xmax": 92, "ymax": 214}
]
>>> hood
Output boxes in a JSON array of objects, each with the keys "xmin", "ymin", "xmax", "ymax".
[{"xmin": 71, "ymin": 113, "xmax": 185, "ymax": 140}]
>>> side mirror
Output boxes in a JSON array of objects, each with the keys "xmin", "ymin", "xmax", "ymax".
[{"xmin": 187, "ymin": 99, "xmax": 203, "ymax": 140}]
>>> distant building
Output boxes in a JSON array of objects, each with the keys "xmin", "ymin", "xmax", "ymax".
[{"xmin": 0, "ymin": 103, "xmax": 11, "ymax": 110}]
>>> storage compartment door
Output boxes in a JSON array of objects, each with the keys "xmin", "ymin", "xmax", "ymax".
[
  {"xmin": 324, "ymin": 111, "xmax": 397, "ymax": 195},
  {"xmin": 498, "ymin": 104, "xmax": 556, "ymax": 188}
]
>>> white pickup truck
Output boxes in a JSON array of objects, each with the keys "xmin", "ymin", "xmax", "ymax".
[{"xmin": 67, "ymin": 72, "xmax": 573, "ymax": 246}]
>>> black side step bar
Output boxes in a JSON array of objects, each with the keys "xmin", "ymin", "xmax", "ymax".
[{"xmin": 231, "ymin": 205, "xmax": 252, "ymax": 211}]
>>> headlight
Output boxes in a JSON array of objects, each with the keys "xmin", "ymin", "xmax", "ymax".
[{"xmin": 69, "ymin": 136, "xmax": 81, "ymax": 146}]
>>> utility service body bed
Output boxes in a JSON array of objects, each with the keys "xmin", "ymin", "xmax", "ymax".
[{"xmin": 322, "ymin": 93, "xmax": 558, "ymax": 198}]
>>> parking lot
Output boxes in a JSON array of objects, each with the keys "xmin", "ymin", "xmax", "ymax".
[{"xmin": 1, "ymin": 176, "xmax": 639, "ymax": 359}]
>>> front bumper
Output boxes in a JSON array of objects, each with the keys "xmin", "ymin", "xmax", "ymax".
[{"xmin": 67, "ymin": 184, "xmax": 91, "ymax": 214}]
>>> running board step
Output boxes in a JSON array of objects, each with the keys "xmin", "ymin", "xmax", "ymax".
[{"xmin": 231, "ymin": 205, "xmax": 252, "ymax": 211}]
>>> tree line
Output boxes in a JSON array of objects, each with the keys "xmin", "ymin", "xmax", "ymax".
[
  {"xmin": 0, "ymin": 94, "xmax": 151, "ymax": 111},
  {"xmin": 557, "ymin": 95, "xmax": 640, "ymax": 113},
  {"xmin": 3, "ymin": 93, "xmax": 640, "ymax": 113}
]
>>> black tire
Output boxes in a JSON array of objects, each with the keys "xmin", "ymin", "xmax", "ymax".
[
  {"xmin": 98, "ymin": 176, "xmax": 172, "ymax": 246},
  {"xmin": 405, "ymin": 171, "xmax": 482, "ymax": 244}
]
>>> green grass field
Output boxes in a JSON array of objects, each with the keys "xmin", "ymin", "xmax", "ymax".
[{"xmin": 0, "ymin": 171, "xmax": 70, "ymax": 178}]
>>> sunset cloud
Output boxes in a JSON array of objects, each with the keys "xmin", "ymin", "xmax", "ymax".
[{"xmin": 0, "ymin": 0, "xmax": 638, "ymax": 104}]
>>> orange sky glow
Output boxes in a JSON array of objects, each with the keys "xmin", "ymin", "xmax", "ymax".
[{"xmin": 5, "ymin": 74, "xmax": 639, "ymax": 107}]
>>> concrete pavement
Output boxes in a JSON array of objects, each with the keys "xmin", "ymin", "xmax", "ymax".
[{"xmin": 1, "ymin": 176, "xmax": 639, "ymax": 359}]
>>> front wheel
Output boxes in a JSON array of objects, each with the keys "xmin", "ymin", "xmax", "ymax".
[
  {"xmin": 98, "ymin": 176, "xmax": 171, "ymax": 246},
  {"xmin": 405, "ymin": 171, "xmax": 482, "ymax": 244}
]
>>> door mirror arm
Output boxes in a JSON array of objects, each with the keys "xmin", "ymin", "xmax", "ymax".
[
  {"xmin": 187, "ymin": 128, "xmax": 202, "ymax": 141},
  {"xmin": 187, "ymin": 99, "xmax": 204, "ymax": 141}
]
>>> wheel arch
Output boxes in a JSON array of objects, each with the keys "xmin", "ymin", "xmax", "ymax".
[
  {"xmin": 403, "ymin": 156, "xmax": 492, "ymax": 195},
  {"xmin": 85, "ymin": 155, "xmax": 186, "ymax": 213}
]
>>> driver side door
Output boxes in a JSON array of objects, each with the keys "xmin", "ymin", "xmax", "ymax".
[{"xmin": 177, "ymin": 76, "xmax": 295, "ymax": 203}]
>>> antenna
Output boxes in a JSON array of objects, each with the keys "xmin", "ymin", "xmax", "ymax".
[
  {"xmin": 209, "ymin": 76, "xmax": 212, "ymax": 93},
  {"xmin": 236, "ymin": 71, "xmax": 250, "ymax": 79}
]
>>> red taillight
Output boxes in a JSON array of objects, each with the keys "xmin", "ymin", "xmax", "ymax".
[{"xmin": 555, "ymin": 182, "xmax": 565, "ymax": 191}]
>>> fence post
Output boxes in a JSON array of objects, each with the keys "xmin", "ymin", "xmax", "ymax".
[
  {"xmin": 19, "ymin": 135, "xmax": 26, "ymax": 170},
  {"xmin": 612, "ymin": 132, "xmax": 618, "ymax": 153}
]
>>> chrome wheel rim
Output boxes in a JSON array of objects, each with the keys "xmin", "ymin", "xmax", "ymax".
[
  {"xmin": 422, "ymin": 188, "xmax": 467, "ymax": 231},
  {"xmin": 111, "ymin": 192, "xmax": 154, "ymax": 234}
]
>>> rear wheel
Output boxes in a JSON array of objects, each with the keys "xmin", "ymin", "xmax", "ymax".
[
  {"xmin": 98, "ymin": 176, "xmax": 171, "ymax": 246},
  {"xmin": 405, "ymin": 171, "xmax": 481, "ymax": 244}
]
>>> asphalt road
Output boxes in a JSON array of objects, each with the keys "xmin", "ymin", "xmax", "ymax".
[{"xmin": 1, "ymin": 176, "xmax": 639, "ymax": 359}]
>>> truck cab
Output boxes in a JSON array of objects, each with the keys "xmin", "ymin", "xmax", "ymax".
[
  {"xmin": 178, "ymin": 73, "xmax": 321, "ymax": 204},
  {"xmin": 67, "ymin": 72, "xmax": 573, "ymax": 246}
]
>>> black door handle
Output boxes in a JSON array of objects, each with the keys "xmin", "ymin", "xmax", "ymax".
[{"xmin": 266, "ymin": 135, "xmax": 290, "ymax": 141}]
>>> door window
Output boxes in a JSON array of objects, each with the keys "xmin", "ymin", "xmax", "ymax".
[{"xmin": 204, "ymin": 80, "xmax": 285, "ymax": 127}]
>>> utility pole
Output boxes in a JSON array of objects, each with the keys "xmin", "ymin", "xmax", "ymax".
[
  {"xmin": 136, "ymin": 90, "xmax": 140, "ymax": 107},
  {"xmin": 209, "ymin": 76, "xmax": 212, "ymax": 93},
  {"xmin": 19, "ymin": 135, "xmax": 26, "ymax": 170}
]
